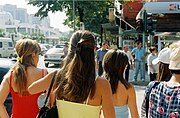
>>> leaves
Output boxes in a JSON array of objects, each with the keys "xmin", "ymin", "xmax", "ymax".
[{"xmin": 27, "ymin": 0, "xmax": 115, "ymax": 34}]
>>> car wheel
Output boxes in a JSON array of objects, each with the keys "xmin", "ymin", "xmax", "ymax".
[{"xmin": 45, "ymin": 63, "xmax": 49, "ymax": 67}]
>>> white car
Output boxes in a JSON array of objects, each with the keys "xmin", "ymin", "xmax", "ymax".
[{"xmin": 44, "ymin": 48, "xmax": 65, "ymax": 67}]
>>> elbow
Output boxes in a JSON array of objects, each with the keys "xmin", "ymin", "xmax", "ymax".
[{"xmin": 28, "ymin": 85, "xmax": 36, "ymax": 95}]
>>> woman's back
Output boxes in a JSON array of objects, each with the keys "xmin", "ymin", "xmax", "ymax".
[
  {"xmin": 57, "ymin": 77, "xmax": 114, "ymax": 118},
  {"xmin": 113, "ymin": 82, "xmax": 129, "ymax": 106},
  {"xmin": 113, "ymin": 82, "xmax": 138, "ymax": 118},
  {"xmin": 9, "ymin": 67, "xmax": 47, "ymax": 118},
  {"xmin": 141, "ymin": 81, "xmax": 180, "ymax": 118}
]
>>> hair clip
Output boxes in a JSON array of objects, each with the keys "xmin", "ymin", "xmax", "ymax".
[{"xmin": 17, "ymin": 56, "xmax": 23, "ymax": 63}]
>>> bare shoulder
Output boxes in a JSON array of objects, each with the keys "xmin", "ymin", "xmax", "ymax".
[
  {"xmin": 3, "ymin": 71, "xmax": 12, "ymax": 84},
  {"xmin": 127, "ymin": 84, "xmax": 135, "ymax": 94},
  {"xmin": 95, "ymin": 77, "xmax": 110, "ymax": 89}
]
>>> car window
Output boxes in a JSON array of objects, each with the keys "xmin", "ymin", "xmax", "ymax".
[
  {"xmin": 8, "ymin": 42, "xmax": 13, "ymax": 47},
  {"xmin": 0, "ymin": 68, "xmax": 9, "ymax": 83},
  {"xmin": 55, "ymin": 45, "xmax": 64, "ymax": 48},
  {"xmin": 0, "ymin": 42, "xmax": 2, "ymax": 48}
]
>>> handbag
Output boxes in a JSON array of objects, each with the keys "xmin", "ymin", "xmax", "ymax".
[
  {"xmin": 145, "ymin": 81, "xmax": 160, "ymax": 118},
  {"xmin": 37, "ymin": 71, "xmax": 58, "ymax": 118}
]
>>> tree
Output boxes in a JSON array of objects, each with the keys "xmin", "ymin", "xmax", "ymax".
[
  {"xmin": 27, "ymin": 0, "xmax": 115, "ymax": 34},
  {"xmin": 0, "ymin": 29, "xmax": 5, "ymax": 37}
]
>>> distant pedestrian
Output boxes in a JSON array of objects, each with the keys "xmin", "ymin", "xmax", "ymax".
[
  {"xmin": 95, "ymin": 42, "xmax": 108, "ymax": 76},
  {"xmin": 28, "ymin": 30, "xmax": 116, "ymax": 118},
  {"xmin": 0, "ymin": 38, "xmax": 48, "ymax": 118},
  {"xmin": 152, "ymin": 47, "xmax": 172, "ymax": 81},
  {"xmin": 103, "ymin": 49, "xmax": 139, "ymax": 118},
  {"xmin": 147, "ymin": 46, "xmax": 158, "ymax": 81},
  {"xmin": 141, "ymin": 41, "xmax": 180, "ymax": 118},
  {"xmin": 63, "ymin": 42, "xmax": 69, "ymax": 56},
  {"xmin": 131, "ymin": 41, "xmax": 146, "ymax": 81},
  {"xmin": 123, "ymin": 45, "xmax": 133, "ymax": 82},
  {"xmin": 110, "ymin": 42, "xmax": 117, "ymax": 49}
]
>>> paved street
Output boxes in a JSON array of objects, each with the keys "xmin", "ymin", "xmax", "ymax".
[{"xmin": 128, "ymin": 69, "xmax": 149, "ymax": 116}]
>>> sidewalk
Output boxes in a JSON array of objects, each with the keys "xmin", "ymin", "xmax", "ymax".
[{"xmin": 128, "ymin": 69, "xmax": 150, "ymax": 87}]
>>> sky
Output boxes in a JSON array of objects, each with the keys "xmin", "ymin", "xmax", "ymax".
[{"xmin": 0, "ymin": 0, "xmax": 72, "ymax": 32}]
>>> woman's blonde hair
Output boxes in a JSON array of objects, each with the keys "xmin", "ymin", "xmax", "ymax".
[{"xmin": 11, "ymin": 38, "xmax": 41, "ymax": 95}]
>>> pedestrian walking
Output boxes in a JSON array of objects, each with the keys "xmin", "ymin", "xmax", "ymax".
[
  {"xmin": 141, "ymin": 41, "xmax": 180, "ymax": 118},
  {"xmin": 95, "ymin": 42, "xmax": 108, "ymax": 76},
  {"xmin": 28, "ymin": 30, "xmax": 116, "ymax": 118},
  {"xmin": 0, "ymin": 38, "xmax": 48, "ymax": 118},
  {"xmin": 102, "ymin": 49, "xmax": 139, "ymax": 118},
  {"xmin": 152, "ymin": 47, "xmax": 172, "ymax": 81},
  {"xmin": 123, "ymin": 45, "xmax": 133, "ymax": 82},
  {"xmin": 131, "ymin": 41, "xmax": 146, "ymax": 81},
  {"xmin": 147, "ymin": 46, "xmax": 158, "ymax": 81},
  {"xmin": 63, "ymin": 42, "xmax": 69, "ymax": 56}
]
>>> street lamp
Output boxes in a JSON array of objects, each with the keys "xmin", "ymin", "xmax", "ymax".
[{"xmin": 73, "ymin": 0, "xmax": 76, "ymax": 32}]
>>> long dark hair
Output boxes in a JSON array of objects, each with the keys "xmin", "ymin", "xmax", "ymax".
[
  {"xmin": 102, "ymin": 49, "xmax": 131, "ymax": 94},
  {"xmin": 55, "ymin": 31, "xmax": 96, "ymax": 103},
  {"xmin": 157, "ymin": 62, "xmax": 171, "ymax": 81}
]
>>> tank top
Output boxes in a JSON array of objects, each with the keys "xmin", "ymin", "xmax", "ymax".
[
  {"xmin": 10, "ymin": 69, "xmax": 47, "ymax": 118},
  {"xmin": 56, "ymin": 89, "xmax": 101, "ymax": 118},
  {"xmin": 115, "ymin": 104, "xmax": 129, "ymax": 118}
]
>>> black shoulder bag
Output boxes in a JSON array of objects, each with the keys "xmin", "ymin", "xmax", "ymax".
[{"xmin": 37, "ymin": 71, "xmax": 58, "ymax": 118}]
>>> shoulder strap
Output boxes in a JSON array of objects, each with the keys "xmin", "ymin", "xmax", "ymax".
[
  {"xmin": 146, "ymin": 81, "xmax": 160, "ymax": 118},
  {"xmin": 86, "ymin": 89, "xmax": 92, "ymax": 105},
  {"xmin": 43, "ymin": 70, "xmax": 57, "ymax": 107}
]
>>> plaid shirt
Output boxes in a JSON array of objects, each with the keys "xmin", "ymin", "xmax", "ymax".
[{"xmin": 141, "ymin": 81, "xmax": 180, "ymax": 118}]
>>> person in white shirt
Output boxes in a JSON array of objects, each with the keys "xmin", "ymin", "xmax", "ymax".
[
  {"xmin": 147, "ymin": 46, "xmax": 158, "ymax": 81},
  {"xmin": 123, "ymin": 45, "xmax": 133, "ymax": 82}
]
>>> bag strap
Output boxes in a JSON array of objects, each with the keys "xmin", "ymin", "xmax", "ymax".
[
  {"xmin": 43, "ymin": 70, "xmax": 57, "ymax": 106},
  {"xmin": 146, "ymin": 81, "xmax": 160, "ymax": 118}
]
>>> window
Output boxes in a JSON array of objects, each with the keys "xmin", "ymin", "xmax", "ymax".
[
  {"xmin": 8, "ymin": 42, "xmax": 13, "ymax": 47},
  {"xmin": 0, "ymin": 42, "xmax": 2, "ymax": 48}
]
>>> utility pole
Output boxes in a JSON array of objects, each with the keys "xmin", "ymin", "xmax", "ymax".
[
  {"xmin": 143, "ymin": 10, "xmax": 146, "ymax": 50},
  {"xmin": 73, "ymin": 0, "xmax": 76, "ymax": 32}
]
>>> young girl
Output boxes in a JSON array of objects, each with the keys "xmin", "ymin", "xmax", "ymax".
[
  {"xmin": 102, "ymin": 49, "xmax": 139, "ymax": 118},
  {"xmin": 0, "ymin": 38, "xmax": 48, "ymax": 118}
]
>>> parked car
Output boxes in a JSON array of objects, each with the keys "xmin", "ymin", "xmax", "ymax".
[
  {"xmin": 44, "ymin": 48, "xmax": 65, "ymax": 67},
  {"xmin": 0, "ymin": 58, "xmax": 16, "ymax": 115},
  {"xmin": 39, "ymin": 44, "xmax": 52, "ymax": 55}
]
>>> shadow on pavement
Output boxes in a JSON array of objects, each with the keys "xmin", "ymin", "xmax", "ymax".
[{"xmin": 130, "ymin": 81, "xmax": 149, "ymax": 86}]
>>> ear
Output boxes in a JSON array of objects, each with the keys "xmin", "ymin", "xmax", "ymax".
[{"xmin": 32, "ymin": 53, "xmax": 36, "ymax": 57}]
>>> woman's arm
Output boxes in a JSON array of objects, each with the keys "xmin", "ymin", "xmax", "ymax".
[
  {"xmin": 100, "ymin": 79, "xmax": 116, "ymax": 118},
  {"xmin": 128, "ymin": 85, "xmax": 139, "ymax": 118},
  {"xmin": 28, "ymin": 71, "xmax": 56, "ymax": 94},
  {"xmin": 0, "ymin": 74, "xmax": 11, "ymax": 118}
]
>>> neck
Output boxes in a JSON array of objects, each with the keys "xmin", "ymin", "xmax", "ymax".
[{"xmin": 168, "ymin": 74, "xmax": 180, "ymax": 83}]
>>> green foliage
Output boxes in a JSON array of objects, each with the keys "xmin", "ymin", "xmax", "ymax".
[
  {"xmin": 0, "ymin": 29, "xmax": 5, "ymax": 37},
  {"xmin": 27, "ymin": 0, "xmax": 114, "ymax": 34}
]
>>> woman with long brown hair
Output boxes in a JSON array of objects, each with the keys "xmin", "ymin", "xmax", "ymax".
[{"xmin": 28, "ymin": 30, "xmax": 115, "ymax": 118}]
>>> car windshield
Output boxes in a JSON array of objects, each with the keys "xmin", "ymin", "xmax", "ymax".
[{"xmin": 54, "ymin": 44, "xmax": 64, "ymax": 48}]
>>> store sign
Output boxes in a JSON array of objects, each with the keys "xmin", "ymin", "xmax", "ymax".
[{"xmin": 144, "ymin": 2, "xmax": 180, "ymax": 13}]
